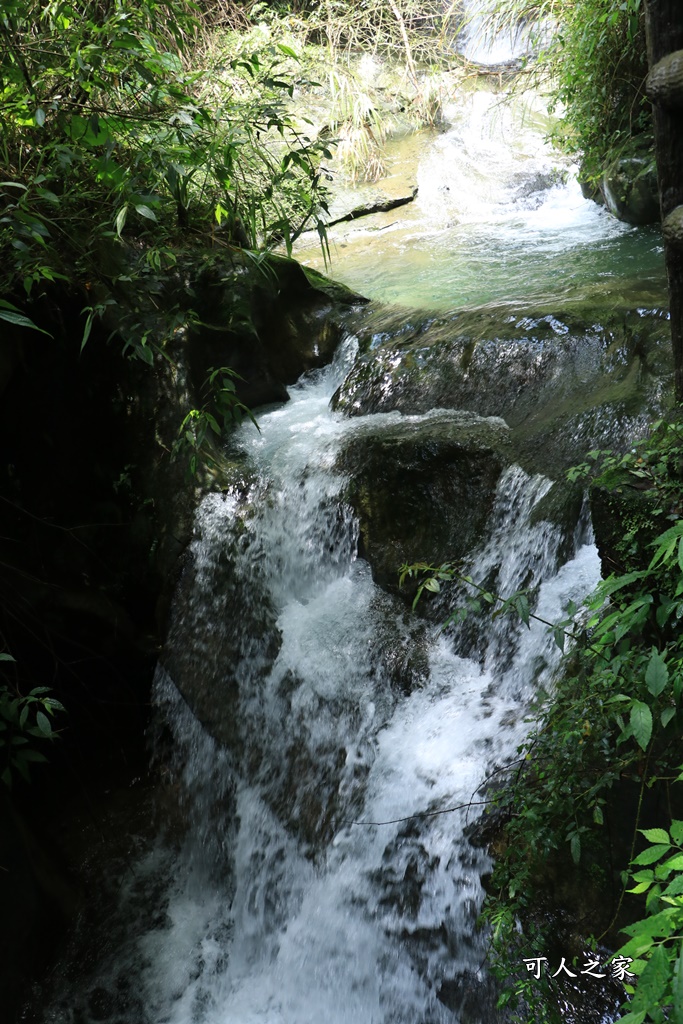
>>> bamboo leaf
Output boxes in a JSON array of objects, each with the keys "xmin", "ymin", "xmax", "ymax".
[
  {"xmin": 0, "ymin": 310, "xmax": 52, "ymax": 336},
  {"xmin": 135, "ymin": 204, "xmax": 157, "ymax": 221},
  {"xmin": 115, "ymin": 204, "xmax": 129, "ymax": 236}
]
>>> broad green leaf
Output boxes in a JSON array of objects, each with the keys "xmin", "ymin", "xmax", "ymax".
[
  {"xmin": 632, "ymin": 843, "xmax": 673, "ymax": 866},
  {"xmin": 0, "ymin": 653, "xmax": 15, "ymax": 661},
  {"xmin": 423, "ymin": 578, "xmax": 440, "ymax": 593},
  {"xmin": 662, "ymin": 708, "xmax": 676, "ymax": 728},
  {"xmin": 20, "ymin": 750, "xmax": 48, "ymax": 763},
  {"xmin": 613, "ymin": 1011, "xmax": 646, "ymax": 1024},
  {"xmin": 135, "ymin": 204, "xmax": 157, "ymax": 221},
  {"xmin": 646, "ymin": 650, "xmax": 668, "ymax": 697},
  {"xmin": 35, "ymin": 711, "xmax": 52, "ymax": 736},
  {"xmin": 670, "ymin": 821, "xmax": 683, "ymax": 845},
  {"xmin": 621, "ymin": 907, "xmax": 677, "ymax": 938},
  {"xmin": 641, "ymin": 828, "xmax": 671, "ymax": 844},
  {"xmin": 664, "ymin": 876, "xmax": 683, "ymax": 897},
  {"xmin": 627, "ymin": 881, "xmax": 651, "ymax": 894},
  {"xmin": 673, "ymin": 940, "xmax": 683, "ymax": 1024},
  {"xmin": 630, "ymin": 944, "xmax": 670, "ymax": 1015},
  {"xmin": 631, "ymin": 700, "xmax": 652, "ymax": 751},
  {"xmin": 35, "ymin": 107, "xmax": 45, "ymax": 126}
]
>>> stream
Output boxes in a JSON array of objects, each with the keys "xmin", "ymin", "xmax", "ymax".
[{"xmin": 38, "ymin": 17, "xmax": 668, "ymax": 1024}]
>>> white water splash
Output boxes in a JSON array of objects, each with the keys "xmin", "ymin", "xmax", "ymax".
[{"xmin": 42, "ymin": 343, "xmax": 601, "ymax": 1024}]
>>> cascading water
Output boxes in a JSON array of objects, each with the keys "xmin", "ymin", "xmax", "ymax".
[
  {"xmin": 35, "ymin": 10, "xmax": 668, "ymax": 1023},
  {"xmin": 43, "ymin": 340, "xmax": 602, "ymax": 1024},
  {"xmin": 455, "ymin": 0, "xmax": 552, "ymax": 66}
]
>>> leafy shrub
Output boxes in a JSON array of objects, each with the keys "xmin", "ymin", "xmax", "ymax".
[{"xmin": 0, "ymin": 654, "xmax": 64, "ymax": 787}]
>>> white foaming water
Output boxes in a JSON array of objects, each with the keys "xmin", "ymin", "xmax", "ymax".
[
  {"xmin": 456, "ymin": 0, "xmax": 554, "ymax": 66},
  {"xmin": 48, "ymin": 342, "xmax": 602, "ymax": 1024},
  {"xmin": 416, "ymin": 89, "xmax": 627, "ymax": 248}
]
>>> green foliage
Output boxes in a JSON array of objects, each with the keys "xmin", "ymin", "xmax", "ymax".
[
  {"xmin": 399, "ymin": 560, "xmax": 555, "ymax": 636},
  {"xmin": 568, "ymin": 420, "xmax": 683, "ymax": 514},
  {"xmin": 172, "ymin": 365, "xmax": 259, "ymax": 478},
  {"xmin": 0, "ymin": 0, "xmax": 332, "ymax": 337},
  {"xmin": 0, "ymin": 653, "xmax": 64, "ymax": 787},
  {"xmin": 549, "ymin": 0, "xmax": 650, "ymax": 181},
  {"xmin": 615, "ymin": 823, "xmax": 683, "ymax": 1024},
  {"xmin": 482, "ymin": 431, "xmax": 683, "ymax": 1020}
]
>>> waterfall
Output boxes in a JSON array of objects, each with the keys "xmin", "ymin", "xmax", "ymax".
[
  {"xmin": 44, "ymin": 337, "xmax": 602, "ymax": 1024},
  {"xmin": 455, "ymin": 0, "xmax": 546, "ymax": 66}
]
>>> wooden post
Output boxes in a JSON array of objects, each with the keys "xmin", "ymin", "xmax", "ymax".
[{"xmin": 645, "ymin": 1, "xmax": 683, "ymax": 403}]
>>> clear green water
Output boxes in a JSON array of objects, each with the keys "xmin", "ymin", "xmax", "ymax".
[
  {"xmin": 294, "ymin": 89, "xmax": 667, "ymax": 313},
  {"xmin": 308, "ymin": 216, "xmax": 666, "ymax": 311}
]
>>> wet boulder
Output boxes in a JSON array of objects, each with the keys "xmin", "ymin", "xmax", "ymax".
[
  {"xmin": 336, "ymin": 411, "xmax": 512, "ymax": 591},
  {"xmin": 187, "ymin": 255, "xmax": 367, "ymax": 410},
  {"xmin": 601, "ymin": 156, "xmax": 660, "ymax": 226},
  {"xmin": 333, "ymin": 304, "xmax": 673, "ymax": 477},
  {"xmin": 162, "ymin": 483, "xmax": 282, "ymax": 752}
]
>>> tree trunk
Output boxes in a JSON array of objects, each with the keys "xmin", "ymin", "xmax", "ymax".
[{"xmin": 645, "ymin": 1, "xmax": 683, "ymax": 403}]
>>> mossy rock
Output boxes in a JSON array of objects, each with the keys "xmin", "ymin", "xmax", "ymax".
[
  {"xmin": 337, "ymin": 412, "xmax": 512, "ymax": 593},
  {"xmin": 590, "ymin": 483, "xmax": 665, "ymax": 577},
  {"xmin": 188, "ymin": 253, "xmax": 366, "ymax": 410},
  {"xmin": 601, "ymin": 156, "xmax": 660, "ymax": 227},
  {"xmin": 529, "ymin": 479, "xmax": 586, "ymax": 562}
]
